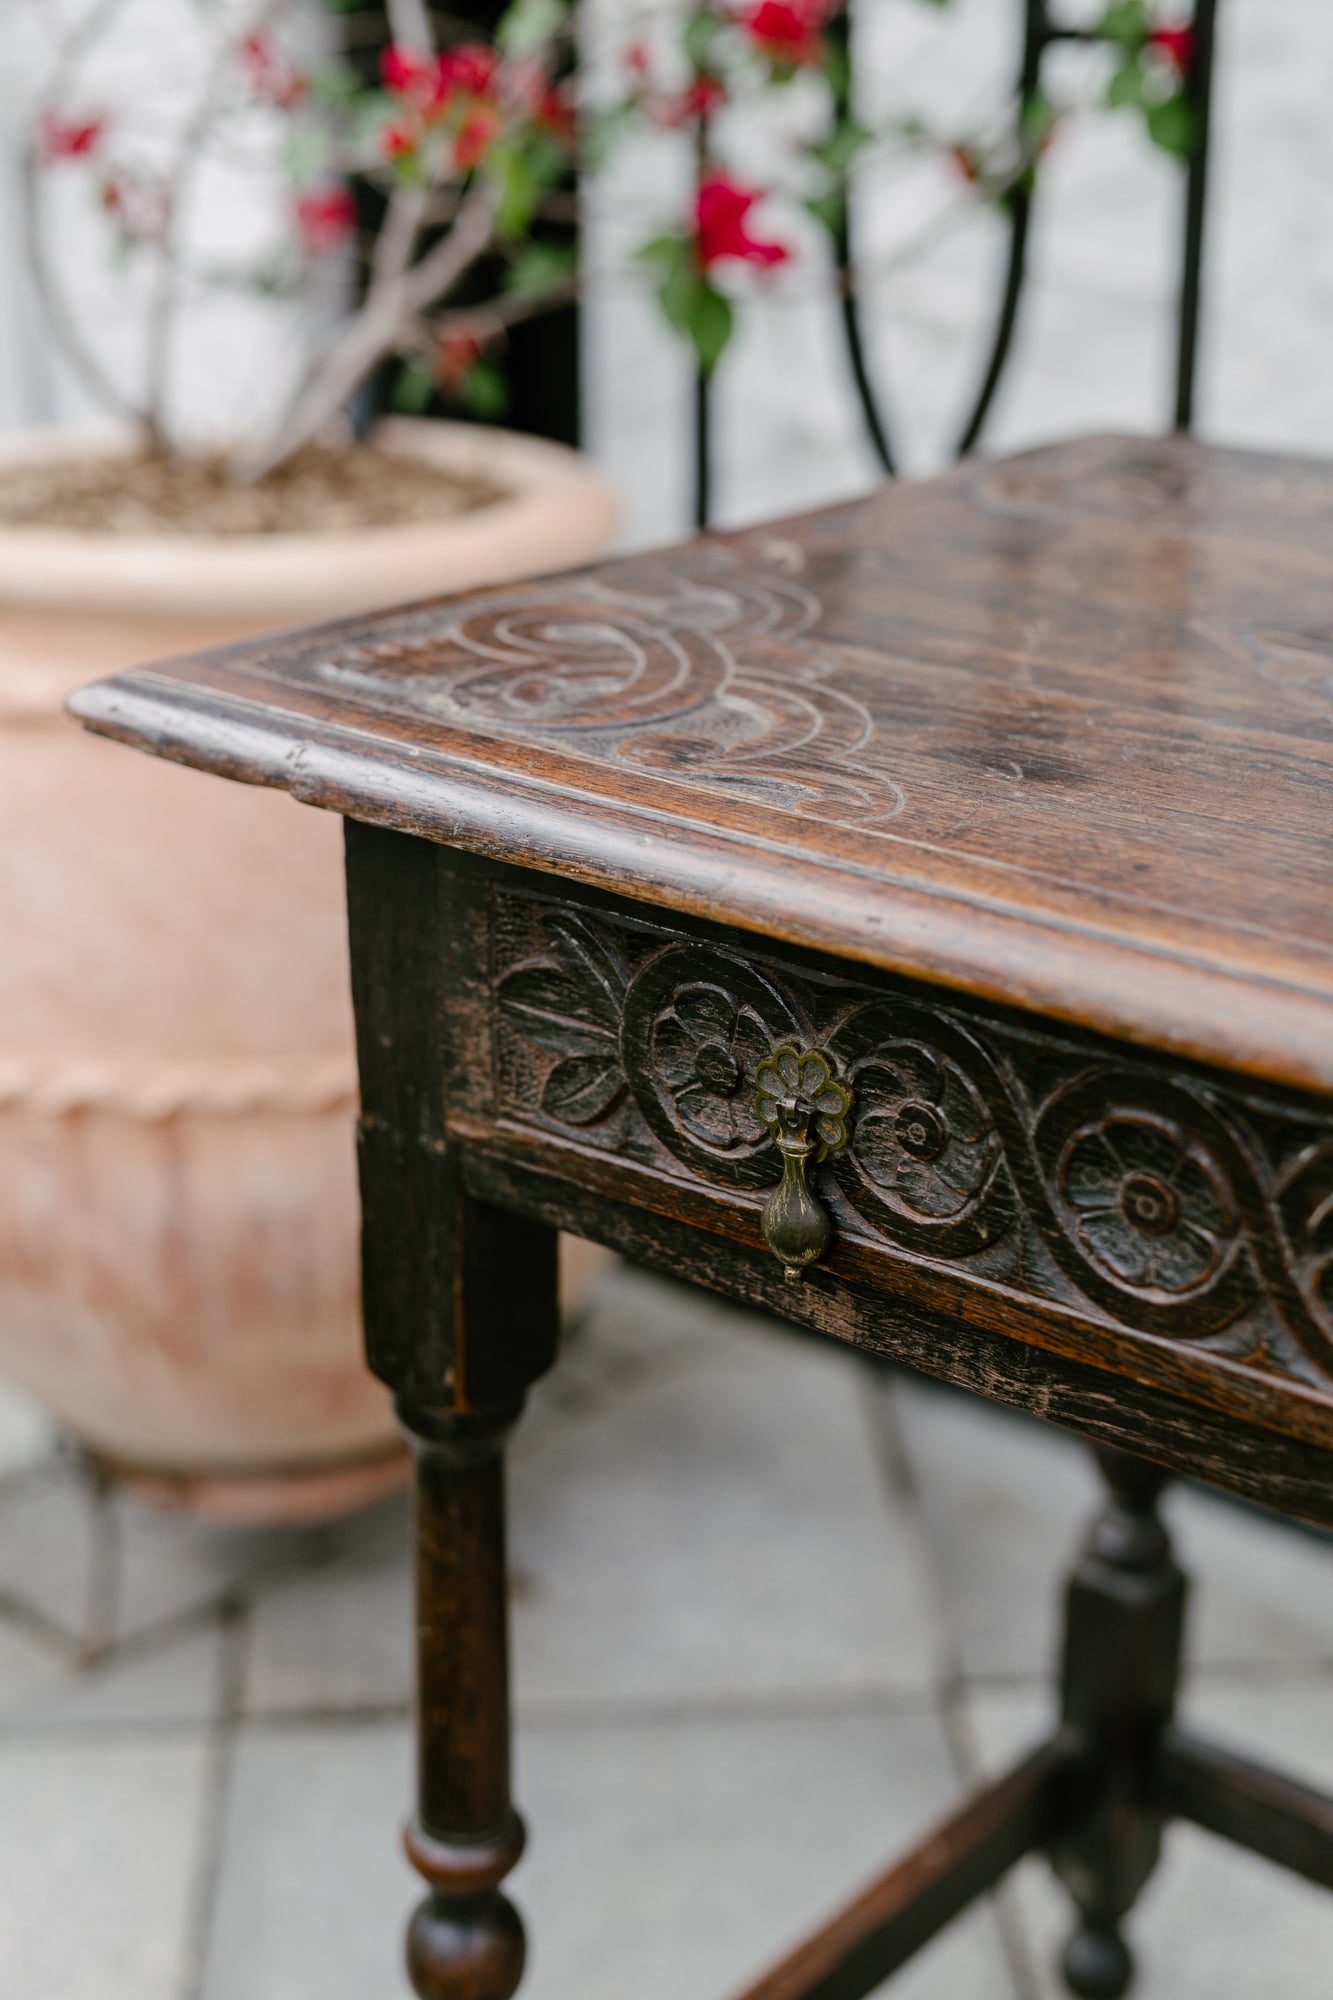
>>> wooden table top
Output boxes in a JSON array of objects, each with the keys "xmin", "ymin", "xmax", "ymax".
[{"xmin": 71, "ymin": 433, "xmax": 1333, "ymax": 1098}]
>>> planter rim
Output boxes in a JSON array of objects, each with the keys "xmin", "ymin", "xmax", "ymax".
[{"xmin": 0, "ymin": 417, "xmax": 618, "ymax": 620}]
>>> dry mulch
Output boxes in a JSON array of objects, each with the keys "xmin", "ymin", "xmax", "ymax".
[{"xmin": 0, "ymin": 442, "xmax": 505, "ymax": 536}]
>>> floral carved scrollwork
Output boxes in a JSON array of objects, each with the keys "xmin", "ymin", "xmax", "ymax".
[
  {"xmin": 496, "ymin": 914, "xmax": 628, "ymax": 1127},
  {"xmin": 1273, "ymin": 1143, "xmax": 1333, "ymax": 1354},
  {"xmin": 620, "ymin": 942, "xmax": 800, "ymax": 1189},
  {"xmin": 491, "ymin": 897, "xmax": 1333, "ymax": 1393},
  {"xmin": 648, "ymin": 983, "xmax": 773, "ymax": 1155},
  {"xmin": 827, "ymin": 1002, "xmax": 1017, "ymax": 1258},
  {"xmin": 1033, "ymin": 1072, "xmax": 1258, "ymax": 1339}
]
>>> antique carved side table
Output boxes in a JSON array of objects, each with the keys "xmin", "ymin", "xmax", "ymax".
[{"xmin": 73, "ymin": 435, "xmax": 1333, "ymax": 2000}]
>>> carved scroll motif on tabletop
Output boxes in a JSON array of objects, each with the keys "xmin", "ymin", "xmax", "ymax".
[{"xmin": 247, "ymin": 548, "xmax": 905, "ymax": 825}]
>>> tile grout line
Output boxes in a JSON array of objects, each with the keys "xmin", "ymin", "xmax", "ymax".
[
  {"xmin": 859, "ymin": 1364, "xmax": 1046, "ymax": 2000},
  {"xmin": 177, "ymin": 1594, "xmax": 250, "ymax": 2000}
]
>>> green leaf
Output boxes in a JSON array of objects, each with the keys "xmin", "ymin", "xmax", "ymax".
[
  {"xmin": 504, "ymin": 241, "xmax": 576, "ymax": 296},
  {"xmin": 1145, "ymin": 92, "xmax": 1198, "ymax": 158},
  {"xmin": 805, "ymin": 190, "xmax": 845, "ymax": 237},
  {"xmin": 683, "ymin": 8, "xmax": 721, "ymax": 73},
  {"xmin": 821, "ymin": 38, "xmax": 850, "ymax": 100},
  {"xmin": 656, "ymin": 251, "xmax": 700, "ymax": 336},
  {"xmin": 497, "ymin": 0, "xmax": 567, "ymax": 60},
  {"xmin": 487, "ymin": 141, "xmax": 539, "ymax": 238},
  {"xmin": 809, "ymin": 119, "xmax": 873, "ymax": 177},
  {"xmin": 1098, "ymin": 0, "xmax": 1150, "ymax": 48},
  {"xmin": 391, "ymin": 358, "xmax": 436, "ymax": 414},
  {"xmin": 637, "ymin": 231, "xmax": 689, "ymax": 270},
  {"xmin": 461, "ymin": 357, "xmax": 511, "ymax": 418},
  {"xmin": 1019, "ymin": 87, "xmax": 1056, "ymax": 144},
  {"xmin": 658, "ymin": 263, "xmax": 733, "ymax": 374},
  {"xmin": 523, "ymin": 131, "xmax": 571, "ymax": 187},
  {"xmin": 308, "ymin": 60, "xmax": 360, "ymax": 108},
  {"xmin": 281, "ymin": 126, "xmax": 330, "ymax": 186},
  {"xmin": 582, "ymin": 100, "xmax": 635, "ymax": 171},
  {"xmin": 1106, "ymin": 60, "xmax": 1146, "ymax": 110}
]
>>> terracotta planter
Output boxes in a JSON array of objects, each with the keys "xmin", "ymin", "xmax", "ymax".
[{"xmin": 0, "ymin": 420, "xmax": 618, "ymax": 1522}]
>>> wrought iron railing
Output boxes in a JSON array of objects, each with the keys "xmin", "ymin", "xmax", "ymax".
[
  {"xmin": 691, "ymin": 0, "xmax": 1220, "ymax": 526},
  {"xmin": 365, "ymin": 2, "xmax": 1220, "ymax": 528}
]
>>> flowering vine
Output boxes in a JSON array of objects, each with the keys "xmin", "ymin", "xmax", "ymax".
[
  {"xmin": 22, "ymin": 0, "xmax": 1204, "ymax": 472},
  {"xmin": 621, "ymin": 0, "xmax": 1200, "ymax": 375}
]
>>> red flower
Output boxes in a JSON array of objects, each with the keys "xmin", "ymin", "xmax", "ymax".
[
  {"xmin": 294, "ymin": 186, "xmax": 357, "ymax": 256},
  {"xmin": 241, "ymin": 32, "xmax": 306, "ymax": 110},
  {"xmin": 38, "ymin": 110, "xmax": 105, "ymax": 160},
  {"xmin": 381, "ymin": 45, "xmax": 440, "ymax": 107},
  {"xmin": 383, "ymin": 42, "xmax": 501, "ymax": 149},
  {"xmin": 453, "ymin": 102, "xmax": 502, "ymax": 170},
  {"xmin": 625, "ymin": 40, "xmax": 651, "ymax": 79},
  {"xmin": 694, "ymin": 173, "xmax": 789, "ymax": 270},
  {"xmin": 381, "ymin": 122, "xmax": 417, "ymax": 163},
  {"xmin": 652, "ymin": 75, "xmax": 727, "ymax": 130},
  {"xmin": 436, "ymin": 326, "xmax": 485, "ymax": 388},
  {"xmin": 381, "ymin": 44, "xmax": 453, "ymax": 117},
  {"xmin": 438, "ymin": 44, "xmax": 500, "ymax": 100},
  {"xmin": 739, "ymin": 0, "xmax": 829, "ymax": 68},
  {"xmin": 1147, "ymin": 24, "xmax": 1193, "ymax": 70},
  {"xmin": 503, "ymin": 59, "xmax": 575, "ymax": 142},
  {"xmin": 535, "ymin": 81, "xmax": 577, "ymax": 145}
]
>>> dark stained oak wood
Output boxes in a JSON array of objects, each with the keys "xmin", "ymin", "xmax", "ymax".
[
  {"xmin": 403, "ymin": 1402, "xmax": 528, "ymax": 2000},
  {"xmin": 345, "ymin": 822, "xmax": 559, "ymax": 1999},
  {"xmin": 1155, "ymin": 1729, "xmax": 1333, "ymax": 1891},
  {"xmin": 458, "ymin": 1139, "xmax": 1333, "ymax": 1528},
  {"xmin": 68, "ymin": 437, "xmax": 1333, "ymax": 1998},
  {"xmin": 454, "ymin": 858, "xmax": 1333, "ymax": 1492},
  {"xmin": 1050, "ymin": 1450, "xmax": 1186, "ymax": 1997},
  {"xmin": 727, "ymin": 1739, "xmax": 1088, "ymax": 2000},
  {"xmin": 71, "ymin": 435, "xmax": 1333, "ymax": 1095}
]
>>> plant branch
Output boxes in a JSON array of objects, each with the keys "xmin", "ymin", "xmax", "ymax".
[
  {"xmin": 414, "ymin": 271, "xmax": 579, "ymax": 350},
  {"xmin": 237, "ymin": 175, "xmax": 499, "ymax": 478},
  {"xmin": 22, "ymin": 0, "xmax": 159, "ymax": 441},
  {"xmin": 386, "ymin": 0, "xmax": 434, "ymax": 51}
]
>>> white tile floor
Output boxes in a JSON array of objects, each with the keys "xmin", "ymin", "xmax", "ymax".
[{"xmin": 0, "ymin": 1263, "xmax": 1328, "ymax": 2000}]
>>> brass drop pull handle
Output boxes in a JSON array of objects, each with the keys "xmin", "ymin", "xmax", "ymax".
[{"xmin": 753, "ymin": 1045, "xmax": 853, "ymax": 1281}]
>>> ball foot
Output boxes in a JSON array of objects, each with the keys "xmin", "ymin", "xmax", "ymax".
[
  {"xmin": 1062, "ymin": 1924, "xmax": 1133, "ymax": 1999},
  {"xmin": 406, "ymin": 1890, "xmax": 525, "ymax": 2000}
]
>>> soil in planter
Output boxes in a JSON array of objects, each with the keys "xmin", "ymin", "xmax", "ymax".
[{"xmin": 0, "ymin": 441, "xmax": 507, "ymax": 535}]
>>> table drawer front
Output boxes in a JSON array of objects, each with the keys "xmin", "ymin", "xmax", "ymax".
[{"xmin": 481, "ymin": 882, "xmax": 1333, "ymax": 1404}]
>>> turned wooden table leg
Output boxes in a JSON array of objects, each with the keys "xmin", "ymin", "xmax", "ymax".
[
  {"xmin": 344, "ymin": 824, "xmax": 560, "ymax": 1999},
  {"xmin": 401, "ymin": 1398, "xmax": 528, "ymax": 2000},
  {"xmin": 1050, "ymin": 1446, "xmax": 1187, "ymax": 1999}
]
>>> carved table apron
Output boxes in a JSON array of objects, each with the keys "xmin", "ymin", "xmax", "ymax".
[{"xmin": 72, "ymin": 435, "xmax": 1333, "ymax": 1999}]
